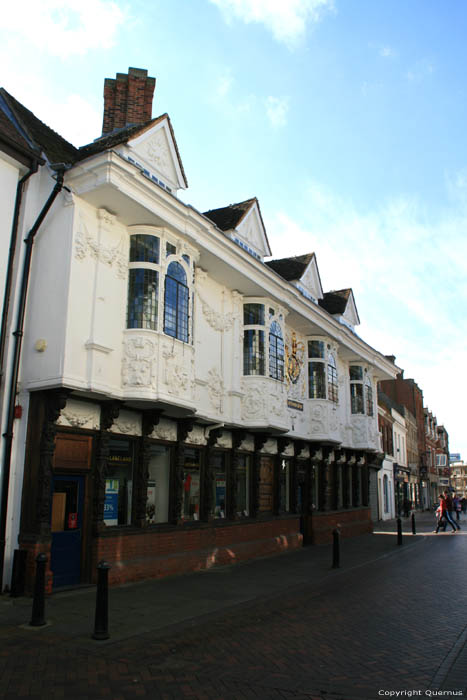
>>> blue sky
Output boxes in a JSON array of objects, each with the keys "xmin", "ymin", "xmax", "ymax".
[{"xmin": 2, "ymin": 0, "xmax": 466, "ymax": 458}]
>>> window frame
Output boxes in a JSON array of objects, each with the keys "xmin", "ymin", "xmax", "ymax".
[{"xmin": 307, "ymin": 338, "xmax": 338, "ymax": 403}]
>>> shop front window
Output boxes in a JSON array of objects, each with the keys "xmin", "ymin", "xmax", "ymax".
[
  {"xmin": 105, "ymin": 439, "xmax": 135, "ymax": 526},
  {"xmin": 146, "ymin": 444, "xmax": 171, "ymax": 524},
  {"xmin": 210, "ymin": 452, "xmax": 227, "ymax": 519},
  {"xmin": 181, "ymin": 448, "xmax": 201, "ymax": 521}
]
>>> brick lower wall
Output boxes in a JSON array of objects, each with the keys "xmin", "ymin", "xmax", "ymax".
[
  {"xmin": 93, "ymin": 518, "xmax": 303, "ymax": 586},
  {"xmin": 310, "ymin": 508, "xmax": 372, "ymax": 544}
]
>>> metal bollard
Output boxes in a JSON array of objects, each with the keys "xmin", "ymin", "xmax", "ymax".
[
  {"xmin": 397, "ymin": 517, "xmax": 403, "ymax": 546},
  {"xmin": 92, "ymin": 561, "xmax": 111, "ymax": 640},
  {"xmin": 29, "ymin": 553, "xmax": 48, "ymax": 626},
  {"xmin": 332, "ymin": 528, "xmax": 340, "ymax": 568},
  {"xmin": 411, "ymin": 513, "xmax": 416, "ymax": 535}
]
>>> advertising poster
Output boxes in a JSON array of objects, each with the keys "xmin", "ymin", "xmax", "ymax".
[{"xmin": 104, "ymin": 479, "xmax": 119, "ymax": 525}]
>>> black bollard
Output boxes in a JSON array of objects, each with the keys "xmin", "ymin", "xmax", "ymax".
[
  {"xmin": 411, "ymin": 513, "xmax": 416, "ymax": 535},
  {"xmin": 332, "ymin": 528, "xmax": 340, "ymax": 568},
  {"xmin": 92, "ymin": 560, "xmax": 111, "ymax": 640},
  {"xmin": 397, "ymin": 517, "xmax": 403, "ymax": 546},
  {"xmin": 29, "ymin": 553, "xmax": 48, "ymax": 627}
]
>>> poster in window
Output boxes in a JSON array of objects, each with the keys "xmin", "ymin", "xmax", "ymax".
[{"xmin": 104, "ymin": 479, "xmax": 119, "ymax": 525}]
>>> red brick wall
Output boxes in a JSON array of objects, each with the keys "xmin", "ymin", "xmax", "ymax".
[
  {"xmin": 311, "ymin": 508, "xmax": 372, "ymax": 544},
  {"xmin": 93, "ymin": 518, "xmax": 302, "ymax": 587}
]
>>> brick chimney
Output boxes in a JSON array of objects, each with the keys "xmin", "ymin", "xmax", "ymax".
[{"xmin": 102, "ymin": 67, "xmax": 156, "ymax": 135}]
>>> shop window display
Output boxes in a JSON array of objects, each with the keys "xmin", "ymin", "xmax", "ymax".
[
  {"xmin": 105, "ymin": 439, "xmax": 135, "ymax": 525},
  {"xmin": 146, "ymin": 444, "xmax": 171, "ymax": 524},
  {"xmin": 210, "ymin": 452, "xmax": 226, "ymax": 519},
  {"xmin": 181, "ymin": 448, "xmax": 201, "ymax": 521}
]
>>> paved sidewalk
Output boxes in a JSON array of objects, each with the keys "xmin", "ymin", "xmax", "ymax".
[{"xmin": 1, "ymin": 510, "xmax": 466, "ymax": 699}]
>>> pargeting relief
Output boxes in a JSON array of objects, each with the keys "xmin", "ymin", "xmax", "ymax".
[
  {"xmin": 74, "ymin": 215, "xmax": 127, "ymax": 279},
  {"xmin": 122, "ymin": 336, "xmax": 157, "ymax": 388}
]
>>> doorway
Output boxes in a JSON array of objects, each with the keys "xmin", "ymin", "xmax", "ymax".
[{"xmin": 50, "ymin": 475, "xmax": 85, "ymax": 588}]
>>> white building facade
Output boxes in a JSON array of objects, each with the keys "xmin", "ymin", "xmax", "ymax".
[{"xmin": 0, "ymin": 70, "xmax": 398, "ymax": 592}]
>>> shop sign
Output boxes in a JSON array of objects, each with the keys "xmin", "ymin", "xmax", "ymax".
[
  {"xmin": 450, "ymin": 453, "xmax": 461, "ymax": 462},
  {"xmin": 104, "ymin": 479, "xmax": 119, "ymax": 525},
  {"xmin": 287, "ymin": 399, "xmax": 303, "ymax": 411}
]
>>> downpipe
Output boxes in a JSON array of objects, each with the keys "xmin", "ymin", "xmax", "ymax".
[{"xmin": 0, "ymin": 168, "xmax": 66, "ymax": 591}]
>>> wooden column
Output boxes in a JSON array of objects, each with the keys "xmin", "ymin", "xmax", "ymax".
[
  {"xmin": 36, "ymin": 389, "xmax": 70, "ymax": 535},
  {"xmin": 252, "ymin": 434, "xmax": 268, "ymax": 517},
  {"xmin": 173, "ymin": 418, "xmax": 195, "ymax": 524},
  {"xmin": 93, "ymin": 401, "xmax": 120, "ymax": 534}
]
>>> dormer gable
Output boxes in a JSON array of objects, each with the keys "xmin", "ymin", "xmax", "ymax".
[
  {"xmin": 203, "ymin": 197, "xmax": 271, "ymax": 261},
  {"xmin": 319, "ymin": 289, "xmax": 360, "ymax": 330},
  {"xmin": 265, "ymin": 253, "xmax": 323, "ymax": 304},
  {"xmin": 125, "ymin": 116, "xmax": 187, "ymax": 194}
]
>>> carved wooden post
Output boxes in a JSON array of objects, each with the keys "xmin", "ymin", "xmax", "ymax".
[
  {"xmin": 252, "ymin": 434, "xmax": 268, "ymax": 517},
  {"xmin": 134, "ymin": 410, "xmax": 163, "ymax": 527},
  {"xmin": 291, "ymin": 441, "xmax": 305, "ymax": 514},
  {"xmin": 94, "ymin": 401, "xmax": 120, "ymax": 534},
  {"xmin": 320, "ymin": 447, "xmax": 334, "ymax": 511},
  {"xmin": 36, "ymin": 389, "xmax": 70, "ymax": 535},
  {"xmin": 173, "ymin": 418, "xmax": 195, "ymax": 523},
  {"xmin": 361, "ymin": 455, "xmax": 369, "ymax": 507},
  {"xmin": 205, "ymin": 427, "xmax": 223, "ymax": 520},
  {"xmin": 230, "ymin": 430, "xmax": 246, "ymax": 519},
  {"xmin": 310, "ymin": 448, "xmax": 322, "ymax": 512}
]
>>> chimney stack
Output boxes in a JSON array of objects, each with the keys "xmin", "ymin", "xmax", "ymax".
[{"xmin": 102, "ymin": 67, "xmax": 156, "ymax": 135}]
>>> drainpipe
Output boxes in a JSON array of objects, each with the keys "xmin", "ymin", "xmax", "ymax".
[
  {"xmin": 0, "ymin": 161, "xmax": 40, "ymax": 388},
  {"xmin": 0, "ymin": 166, "xmax": 66, "ymax": 591}
]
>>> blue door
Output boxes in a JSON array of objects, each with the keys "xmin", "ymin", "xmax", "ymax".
[{"xmin": 50, "ymin": 475, "xmax": 84, "ymax": 588}]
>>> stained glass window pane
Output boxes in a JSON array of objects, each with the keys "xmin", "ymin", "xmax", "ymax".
[
  {"xmin": 308, "ymin": 340, "xmax": 325, "ymax": 358},
  {"xmin": 269, "ymin": 321, "xmax": 284, "ymax": 381}
]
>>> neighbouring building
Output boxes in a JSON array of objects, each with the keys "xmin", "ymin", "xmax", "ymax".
[
  {"xmin": 0, "ymin": 68, "xmax": 398, "ymax": 593},
  {"xmin": 377, "ymin": 391, "xmax": 396, "ymax": 520},
  {"xmin": 450, "ymin": 460, "xmax": 467, "ymax": 499}
]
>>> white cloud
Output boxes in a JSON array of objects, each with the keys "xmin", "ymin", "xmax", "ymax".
[
  {"xmin": 265, "ymin": 96, "xmax": 289, "ymax": 128},
  {"xmin": 209, "ymin": 0, "xmax": 335, "ymax": 47},
  {"xmin": 379, "ymin": 46, "xmax": 395, "ymax": 58},
  {"xmin": 406, "ymin": 58, "xmax": 434, "ymax": 83},
  {"xmin": 2, "ymin": 0, "xmax": 126, "ymax": 57}
]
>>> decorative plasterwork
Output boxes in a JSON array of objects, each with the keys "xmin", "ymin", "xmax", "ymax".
[
  {"xmin": 285, "ymin": 331, "xmax": 306, "ymax": 401},
  {"xmin": 207, "ymin": 367, "xmax": 224, "ymax": 413},
  {"xmin": 150, "ymin": 418, "xmax": 176, "ymax": 442},
  {"xmin": 110, "ymin": 410, "xmax": 142, "ymax": 436},
  {"xmin": 216, "ymin": 430, "xmax": 232, "ymax": 449},
  {"xmin": 186, "ymin": 424, "xmax": 206, "ymax": 446},
  {"xmin": 196, "ymin": 290, "xmax": 236, "ymax": 332},
  {"xmin": 122, "ymin": 335, "xmax": 157, "ymax": 388},
  {"xmin": 162, "ymin": 342, "xmax": 195, "ymax": 399},
  {"xmin": 310, "ymin": 404, "xmax": 327, "ymax": 434},
  {"xmin": 241, "ymin": 382, "xmax": 266, "ymax": 420},
  {"xmin": 74, "ymin": 213, "xmax": 127, "ymax": 279},
  {"xmin": 57, "ymin": 399, "xmax": 100, "ymax": 430}
]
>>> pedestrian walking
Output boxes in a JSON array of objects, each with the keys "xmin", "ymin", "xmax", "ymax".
[
  {"xmin": 453, "ymin": 494, "xmax": 462, "ymax": 522},
  {"xmin": 461, "ymin": 497, "xmax": 467, "ymax": 514},
  {"xmin": 433, "ymin": 494, "xmax": 457, "ymax": 533},
  {"xmin": 444, "ymin": 491, "xmax": 461, "ymax": 530}
]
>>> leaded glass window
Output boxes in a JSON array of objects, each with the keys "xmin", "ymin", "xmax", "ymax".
[
  {"xmin": 244, "ymin": 303, "xmax": 264, "ymax": 325},
  {"xmin": 269, "ymin": 321, "xmax": 284, "ymax": 381},
  {"xmin": 243, "ymin": 329, "xmax": 265, "ymax": 375},
  {"xmin": 308, "ymin": 340, "xmax": 326, "ymax": 399},
  {"xmin": 164, "ymin": 261, "xmax": 189, "ymax": 342},
  {"xmin": 127, "ymin": 269, "xmax": 158, "ymax": 329},
  {"xmin": 130, "ymin": 234, "xmax": 159, "ymax": 263},
  {"xmin": 365, "ymin": 377, "xmax": 374, "ymax": 416},
  {"xmin": 327, "ymin": 353, "xmax": 338, "ymax": 404}
]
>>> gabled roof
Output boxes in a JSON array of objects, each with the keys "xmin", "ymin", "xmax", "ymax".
[
  {"xmin": 319, "ymin": 289, "xmax": 351, "ymax": 315},
  {"xmin": 203, "ymin": 198, "xmax": 258, "ymax": 231},
  {"xmin": 1, "ymin": 89, "xmax": 78, "ymax": 166},
  {"xmin": 319, "ymin": 288, "xmax": 361, "ymax": 326},
  {"xmin": 265, "ymin": 253, "xmax": 315, "ymax": 281},
  {"xmin": 77, "ymin": 114, "xmax": 188, "ymax": 187}
]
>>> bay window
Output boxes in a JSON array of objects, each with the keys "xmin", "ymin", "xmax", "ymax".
[{"xmin": 308, "ymin": 339, "xmax": 338, "ymax": 403}]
